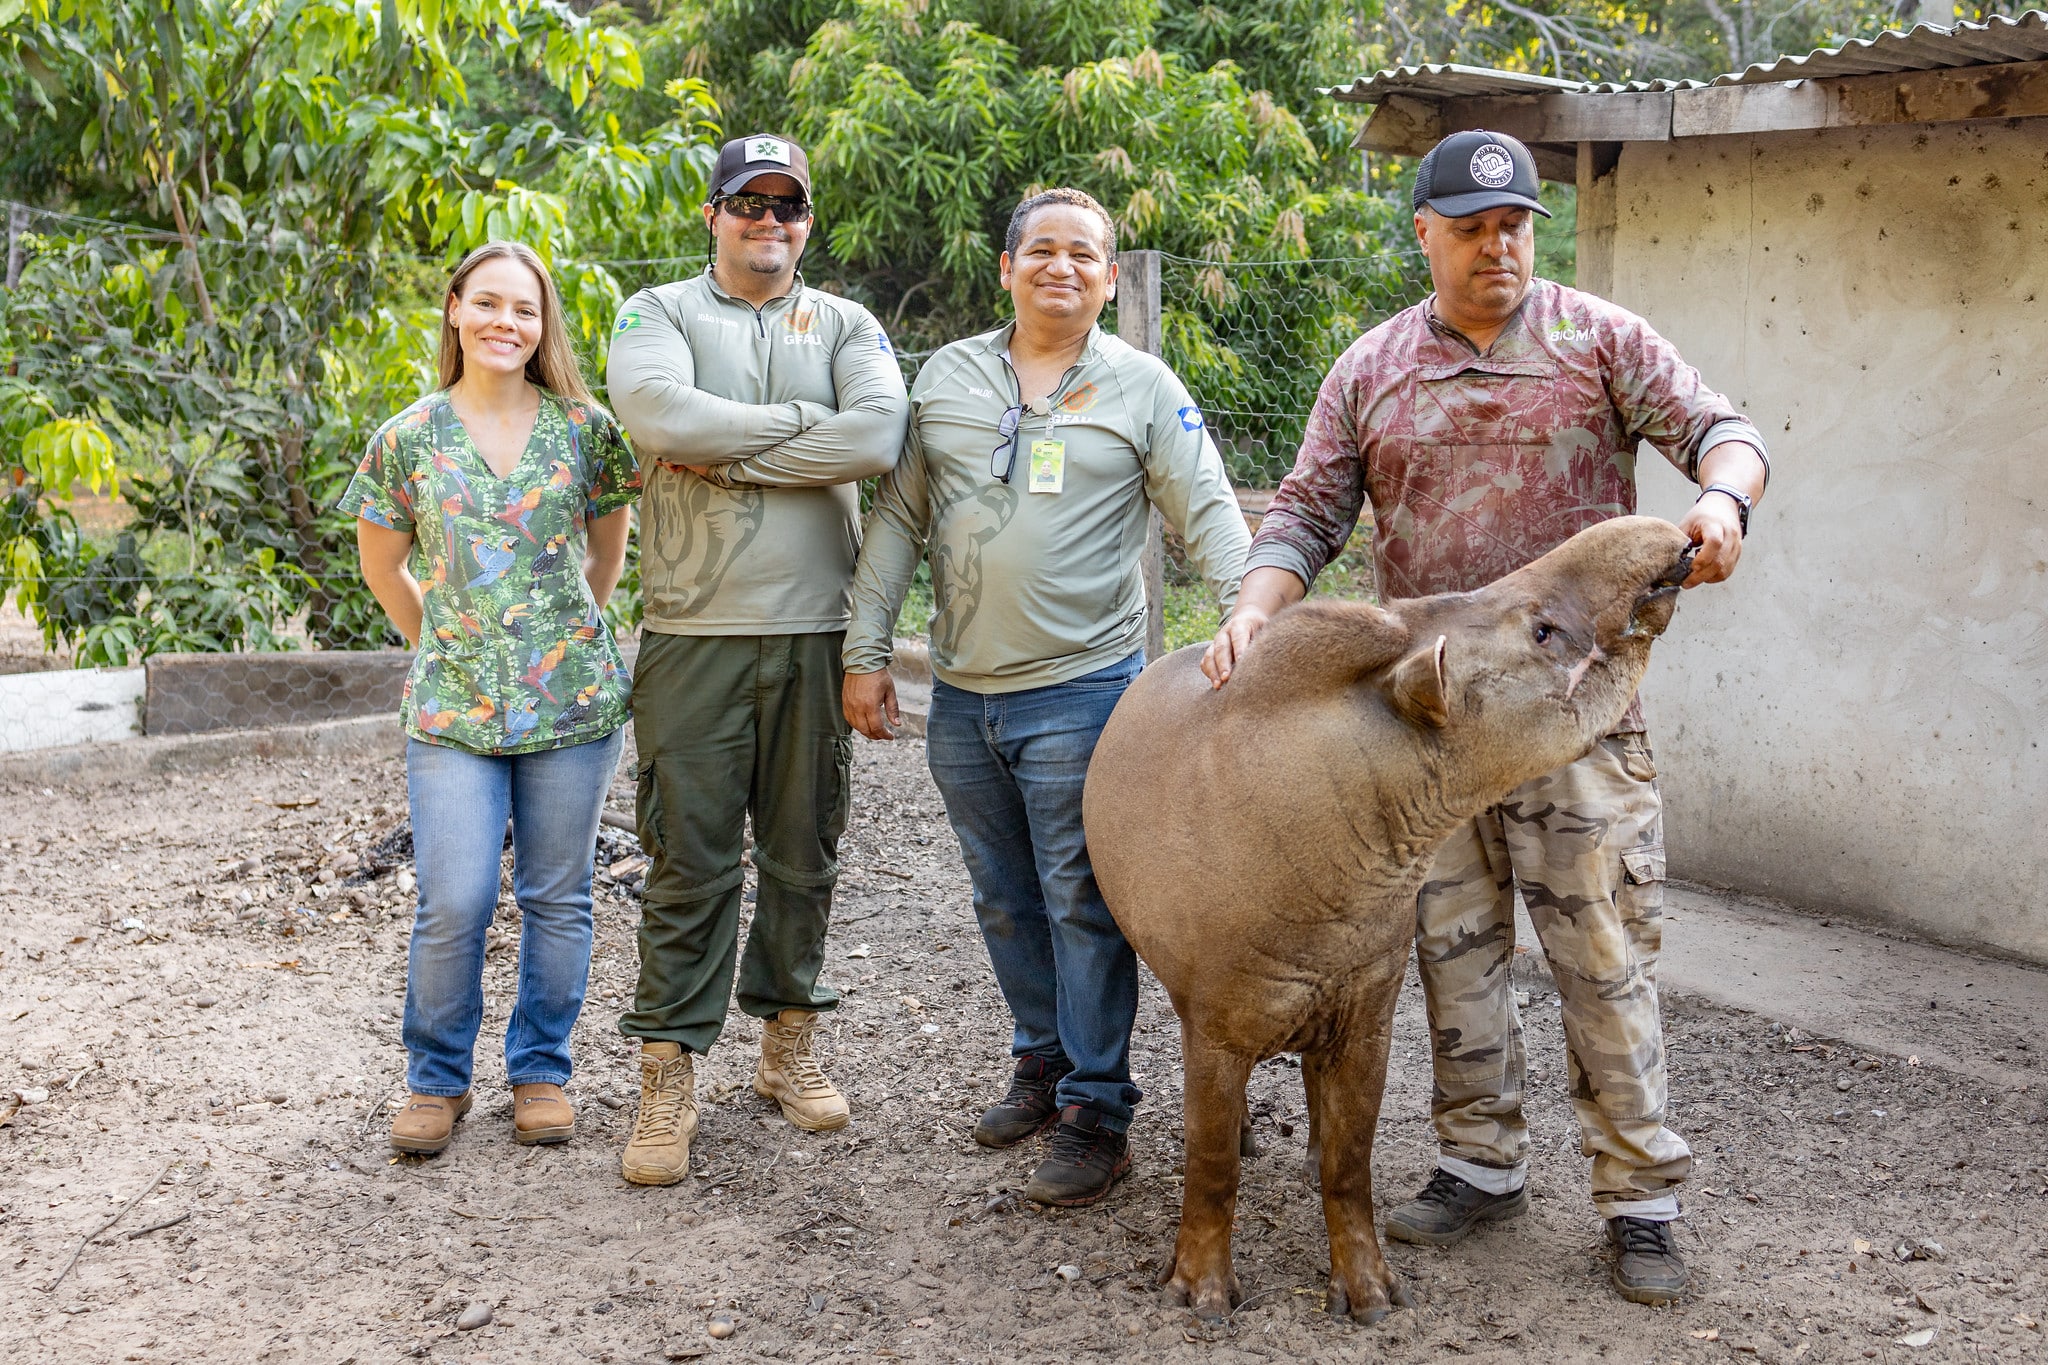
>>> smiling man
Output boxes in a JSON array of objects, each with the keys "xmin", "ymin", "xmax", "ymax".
[
  {"xmin": 843, "ymin": 188, "xmax": 1248, "ymax": 1206},
  {"xmin": 604, "ymin": 135, "xmax": 908, "ymax": 1188},
  {"xmin": 1201, "ymin": 130, "xmax": 1770, "ymax": 1305}
]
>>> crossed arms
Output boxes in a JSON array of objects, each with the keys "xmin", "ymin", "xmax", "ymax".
[{"xmin": 605, "ymin": 298, "xmax": 908, "ymax": 489}]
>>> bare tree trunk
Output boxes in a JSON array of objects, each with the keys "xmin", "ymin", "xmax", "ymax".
[
  {"xmin": 277, "ymin": 419, "xmax": 342, "ymax": 642},
  {"xmin": 5, "ymin": 204, "xmax": 27, "ymax": 288},
  {"xmin": 1898, "ymin": 0, "xmax": 1951, "ymax": 30},
  {"xmin": 163, "ymin": 181, "xmax": 217, "ymax": 325},
  {"xmin": 1696, "ymin": 0, "xmax": 1748, "ymax": 68}
]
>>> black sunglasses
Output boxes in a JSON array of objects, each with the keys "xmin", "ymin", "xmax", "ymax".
[
  {"xmin": 989, "ymin": 404, "xmax": 1024, "ymax": 483},
  {"xmin": 717, "ymin": 193, "xmax": 812, "ymax": 224}
]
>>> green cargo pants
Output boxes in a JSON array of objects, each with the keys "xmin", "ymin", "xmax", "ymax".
[{"xmin": 619, "ymin": 631, "xmax": 850, "ymax": 1055}]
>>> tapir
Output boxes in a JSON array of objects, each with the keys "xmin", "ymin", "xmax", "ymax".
[{"xmin": 1082, "ymin": 515, "xmax": 1697, "ymax": 1324}]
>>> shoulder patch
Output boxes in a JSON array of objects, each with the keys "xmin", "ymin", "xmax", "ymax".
[
  {"xmin": 1177, "ymin": 405, "xmax": 1205, "ymax": 432},
  {"xmin": 614, "ymin": 313, "xmax": 641, "ymax": 335},
  {"xmin": 878, "ymin": 330, "xmax": 893, "ymax": 355}
]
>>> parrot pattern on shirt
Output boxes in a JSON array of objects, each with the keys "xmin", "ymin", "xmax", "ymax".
[{"xmin": 341, "ymin": 389, "xmax": 639, "ymax": 755}]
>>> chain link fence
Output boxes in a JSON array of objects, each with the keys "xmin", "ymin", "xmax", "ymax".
[
  {"xmin": 1156, "ymin": 249, "xmax": 1428, "ymax": 492},
  {"xmin": 1145, "ymin": 249, "xmax": 1431, "ymax": 633}
]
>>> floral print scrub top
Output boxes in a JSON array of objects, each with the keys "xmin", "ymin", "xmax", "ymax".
[{"xmin": 342, "ymin": 388, "xmax": 640, "ymax": 755}]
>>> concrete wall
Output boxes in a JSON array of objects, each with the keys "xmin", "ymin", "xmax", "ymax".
[
  {"xmin": 0, "ymin": 666, "xmax": 145, "ymax": 752},
  {"xmin": 1593, "ymin": 118, "xmax": 2048, "ymax": 964}
]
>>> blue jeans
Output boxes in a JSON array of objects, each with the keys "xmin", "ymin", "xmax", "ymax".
[
  {"xmin": 925, "ymin": 654, "xmax": 1144, "ymax": 1130},
  {"xmin": 403, "ymin": 729, "xmax": 625, "ymax": 1096}
]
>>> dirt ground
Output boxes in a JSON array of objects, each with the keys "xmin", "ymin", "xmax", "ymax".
[{"xmin": 3, "ymin": 734, "xmax": 2044, "ymax": 1365}]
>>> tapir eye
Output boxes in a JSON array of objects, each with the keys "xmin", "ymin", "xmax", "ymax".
[{"xmin": 1534, "ymin": 622, "xmax": 1555, "ymax": 645}]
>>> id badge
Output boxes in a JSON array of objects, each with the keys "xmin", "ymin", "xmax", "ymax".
[{"xmin": 1027, "ymin": 439, "xmax": 1065, "ymax": 494}]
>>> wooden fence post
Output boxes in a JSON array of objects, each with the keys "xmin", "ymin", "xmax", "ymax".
[{"xmin": 1115, "ymin": 249, "xmax": 1167, "ymax": 664}]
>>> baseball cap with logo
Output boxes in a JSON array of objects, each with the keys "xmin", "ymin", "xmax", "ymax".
[
  {"xmin": 1411, "ymin": 130, "xmax": 1550, "ymax": 219},
  {"xmin": 713, "ymin": 134, "xmax": 813, "ymax": 198}
]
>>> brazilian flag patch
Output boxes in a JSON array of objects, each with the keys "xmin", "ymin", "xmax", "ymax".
[{"xmin": 614, "ymin": 313, "xmax": 642, "ymax": 335}]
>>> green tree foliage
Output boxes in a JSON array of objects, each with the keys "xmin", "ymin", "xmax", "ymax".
[
  {"xmin": 656, "ymin": 0, "xmax": 1412, "ymax": 347},
  {"xmin": 1, "ymin": 0, "xmax": 718, "ymax": 662},
  {"xmin": 645, "ymin": 0, "xmax": 1423, "ymax": 489}
]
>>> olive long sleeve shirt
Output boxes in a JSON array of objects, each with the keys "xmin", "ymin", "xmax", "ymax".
[
  {"xmin": 606, "ymin": 270, "xmax": 909, "ymax": 635},
  {"xmin": 845, "ymin": 323, "xmax": 1249, "ymax": 693}
]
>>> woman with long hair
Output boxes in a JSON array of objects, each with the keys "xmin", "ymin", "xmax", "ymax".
[{"xmin": 344, "ymin": 240, "xmax": 639, "ymax": 1154}]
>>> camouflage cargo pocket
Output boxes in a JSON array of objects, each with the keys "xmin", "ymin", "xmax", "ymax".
[{"xmin": 1619, "ymin": 843, "xmax": 1666, "ymax": 965}]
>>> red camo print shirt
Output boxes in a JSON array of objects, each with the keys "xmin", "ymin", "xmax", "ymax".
[{"xmin": 1246, "ymin": 278, "xmax": 1763, "ymax": 733}]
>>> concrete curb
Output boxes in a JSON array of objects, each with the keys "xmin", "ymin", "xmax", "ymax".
[
  {"xmin": 0, "ymin": 715, "xmax": 402, "ymax": 788},
  {"xmin": 1, "ymin": 639, "xmax": 942, "ymax": 786},
  {"xmin": 142, "ymin": 650, "xmax": 411, "ymax": 736},
  {"xmin": 0, "ymin": 665, "xmax": 145, "ymax": 752}
]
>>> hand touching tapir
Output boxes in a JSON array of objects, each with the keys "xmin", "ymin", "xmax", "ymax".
[{"xmin": 1083, "ymin": 516, "xmax": 1696, "ymax": 1325}]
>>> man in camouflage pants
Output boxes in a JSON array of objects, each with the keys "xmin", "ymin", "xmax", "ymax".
[{"xmin": 1202, "ymin": 130, "xmax": 1769, "ymax": 1305}]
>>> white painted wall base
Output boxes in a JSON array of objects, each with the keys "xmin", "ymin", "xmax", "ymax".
[{"xmin": 0, "ymin": 666, "xmax": 146, "ymax": 753}]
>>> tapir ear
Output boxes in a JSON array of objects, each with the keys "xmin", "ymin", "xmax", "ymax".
[{"xmin": 1385, "ymin": 634, "xmax": 1450, "ymax": 729}]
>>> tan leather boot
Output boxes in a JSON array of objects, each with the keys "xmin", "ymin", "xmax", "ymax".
[
  {"xmin": 511, "ymin": 1083, "xmax": 574, "ymax": 1145},
  {"xmin": 621, "ymin": 1042, "xmax": 697, "ymax": 1186},
  {"xmin": 390, "ymin": 1092, "xmax": 473, "ymax": 1154},
  {"xmin": 755, "ymin": 1009, "xmax": 850, "ymax": 1132}
]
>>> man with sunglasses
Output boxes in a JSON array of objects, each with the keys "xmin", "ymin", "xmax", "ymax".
[
  {"xmin": 606, "ymin": 134, "xmax": 909, "ymax": 1188},
  {"xmin": 1200, "ymin": 131, "xmax": 1769, "ymax": 1305},
  {"xmin": 842, "ymin": 188, "xmax": 1249, "ymax": 1207}
]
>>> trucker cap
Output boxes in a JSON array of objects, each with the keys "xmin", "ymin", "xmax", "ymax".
[
  {"xmin": 1412, "ymin": 130, "xmax": 1550, "ymax": 219},
  {"xmin": 713, "ymin": 134, "xmax": 812, "ymax": 197}
]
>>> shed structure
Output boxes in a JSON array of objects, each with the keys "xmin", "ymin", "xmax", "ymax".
[{"xmin": 1328, "ymin": 14, "xmax": 2048, "ymax": 964}]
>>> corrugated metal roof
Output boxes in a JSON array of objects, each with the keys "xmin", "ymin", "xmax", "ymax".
[
  {"xmin": 1320, "ymin": 64, "xmax": 1584, "ymax": 102},
  {"xmin": 1322, "ymin": 11, "xmax": 2048, "ymax": 102},
  {"xmin": 1715, "ymin": 10, "xmax": 2048, "ymax": 85}
]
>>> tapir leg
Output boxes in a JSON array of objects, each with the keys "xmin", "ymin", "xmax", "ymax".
[
  {"xmin": 1301, "ymin": 1061, "xmax": 1323, "ymax": 1190},
  {"xmin": 1308, "ymin": 988, "xmax": 1413, "ymax": 1325},
  {"xmin": 1163, "ymin": 1021, "xmax": 1252, "ymax": 1322}
]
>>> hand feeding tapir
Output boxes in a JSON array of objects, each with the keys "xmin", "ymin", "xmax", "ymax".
[{"xmin": 1082, "ymin": 515, "xmax": 1697, "ymax": 1324}]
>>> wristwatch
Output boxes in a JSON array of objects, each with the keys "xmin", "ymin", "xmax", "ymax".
[{"xmin": 1698, "ymin": 483, "xmax": 1751, "ymax": 537}]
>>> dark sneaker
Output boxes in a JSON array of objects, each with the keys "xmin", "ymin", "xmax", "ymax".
[
  {"xmin": 972, "ymin": 1054, "xmax": 1073, "ymax": 1149},
  {"xmin": 1020, "ymin": 1106, "xmax": 1131, "ymax": 1207},
  {"xmin": 1383, "ymin": 1169, "xmax": 1528, "ymax": 1246},
  {"xmin": 1607, "ymin": 1216, "xmax": 1689, "ymax": 1305}
]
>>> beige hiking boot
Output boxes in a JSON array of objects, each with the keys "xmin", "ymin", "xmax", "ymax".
[
  {"xmin": 511, "ymin": 1083, "xmax": 574, "ymax": 1145},
  {"xmin": 755, "ymin": 1009, "xmax": 850, "ymax": 1132},
  {"xmin": 390, "ymin": 1092, "xmax": 473, "ymax": 1155},
  {"xmin": 621, "ymin": 1042, "xmax": 697, "ymax": 1186}
]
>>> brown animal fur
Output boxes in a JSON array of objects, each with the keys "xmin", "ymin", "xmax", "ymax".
[{"xmin": 1083, "ymin": 516, "xmax": 1696, "ymax": 1324}]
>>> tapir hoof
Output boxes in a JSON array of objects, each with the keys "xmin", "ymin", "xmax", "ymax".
[
  {"xmin": 1162, "ymin": 1255, "xmax": 1242, "ymax": 1324},
  {"xmin": 1327, "ymin": 1270, "xmax": 1413, "ymax": 1325}
]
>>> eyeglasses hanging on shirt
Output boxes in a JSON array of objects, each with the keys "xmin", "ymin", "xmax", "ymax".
[{"xmin": 990, "ymin": 404, "xmax": 1024, "ymax": 483}]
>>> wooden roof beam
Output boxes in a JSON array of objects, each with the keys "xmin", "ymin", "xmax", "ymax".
[
  {"xmin": 1356, "ymin": 91, "xmax": 1673, "ymax": 156},
  {"xmin": 1671, "ymin": 56, "xmax": 2048, "ymax": 135},
  {"xmin": 1356, "ymin": 91, "xmax": 1664, "ymax": 182}
]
